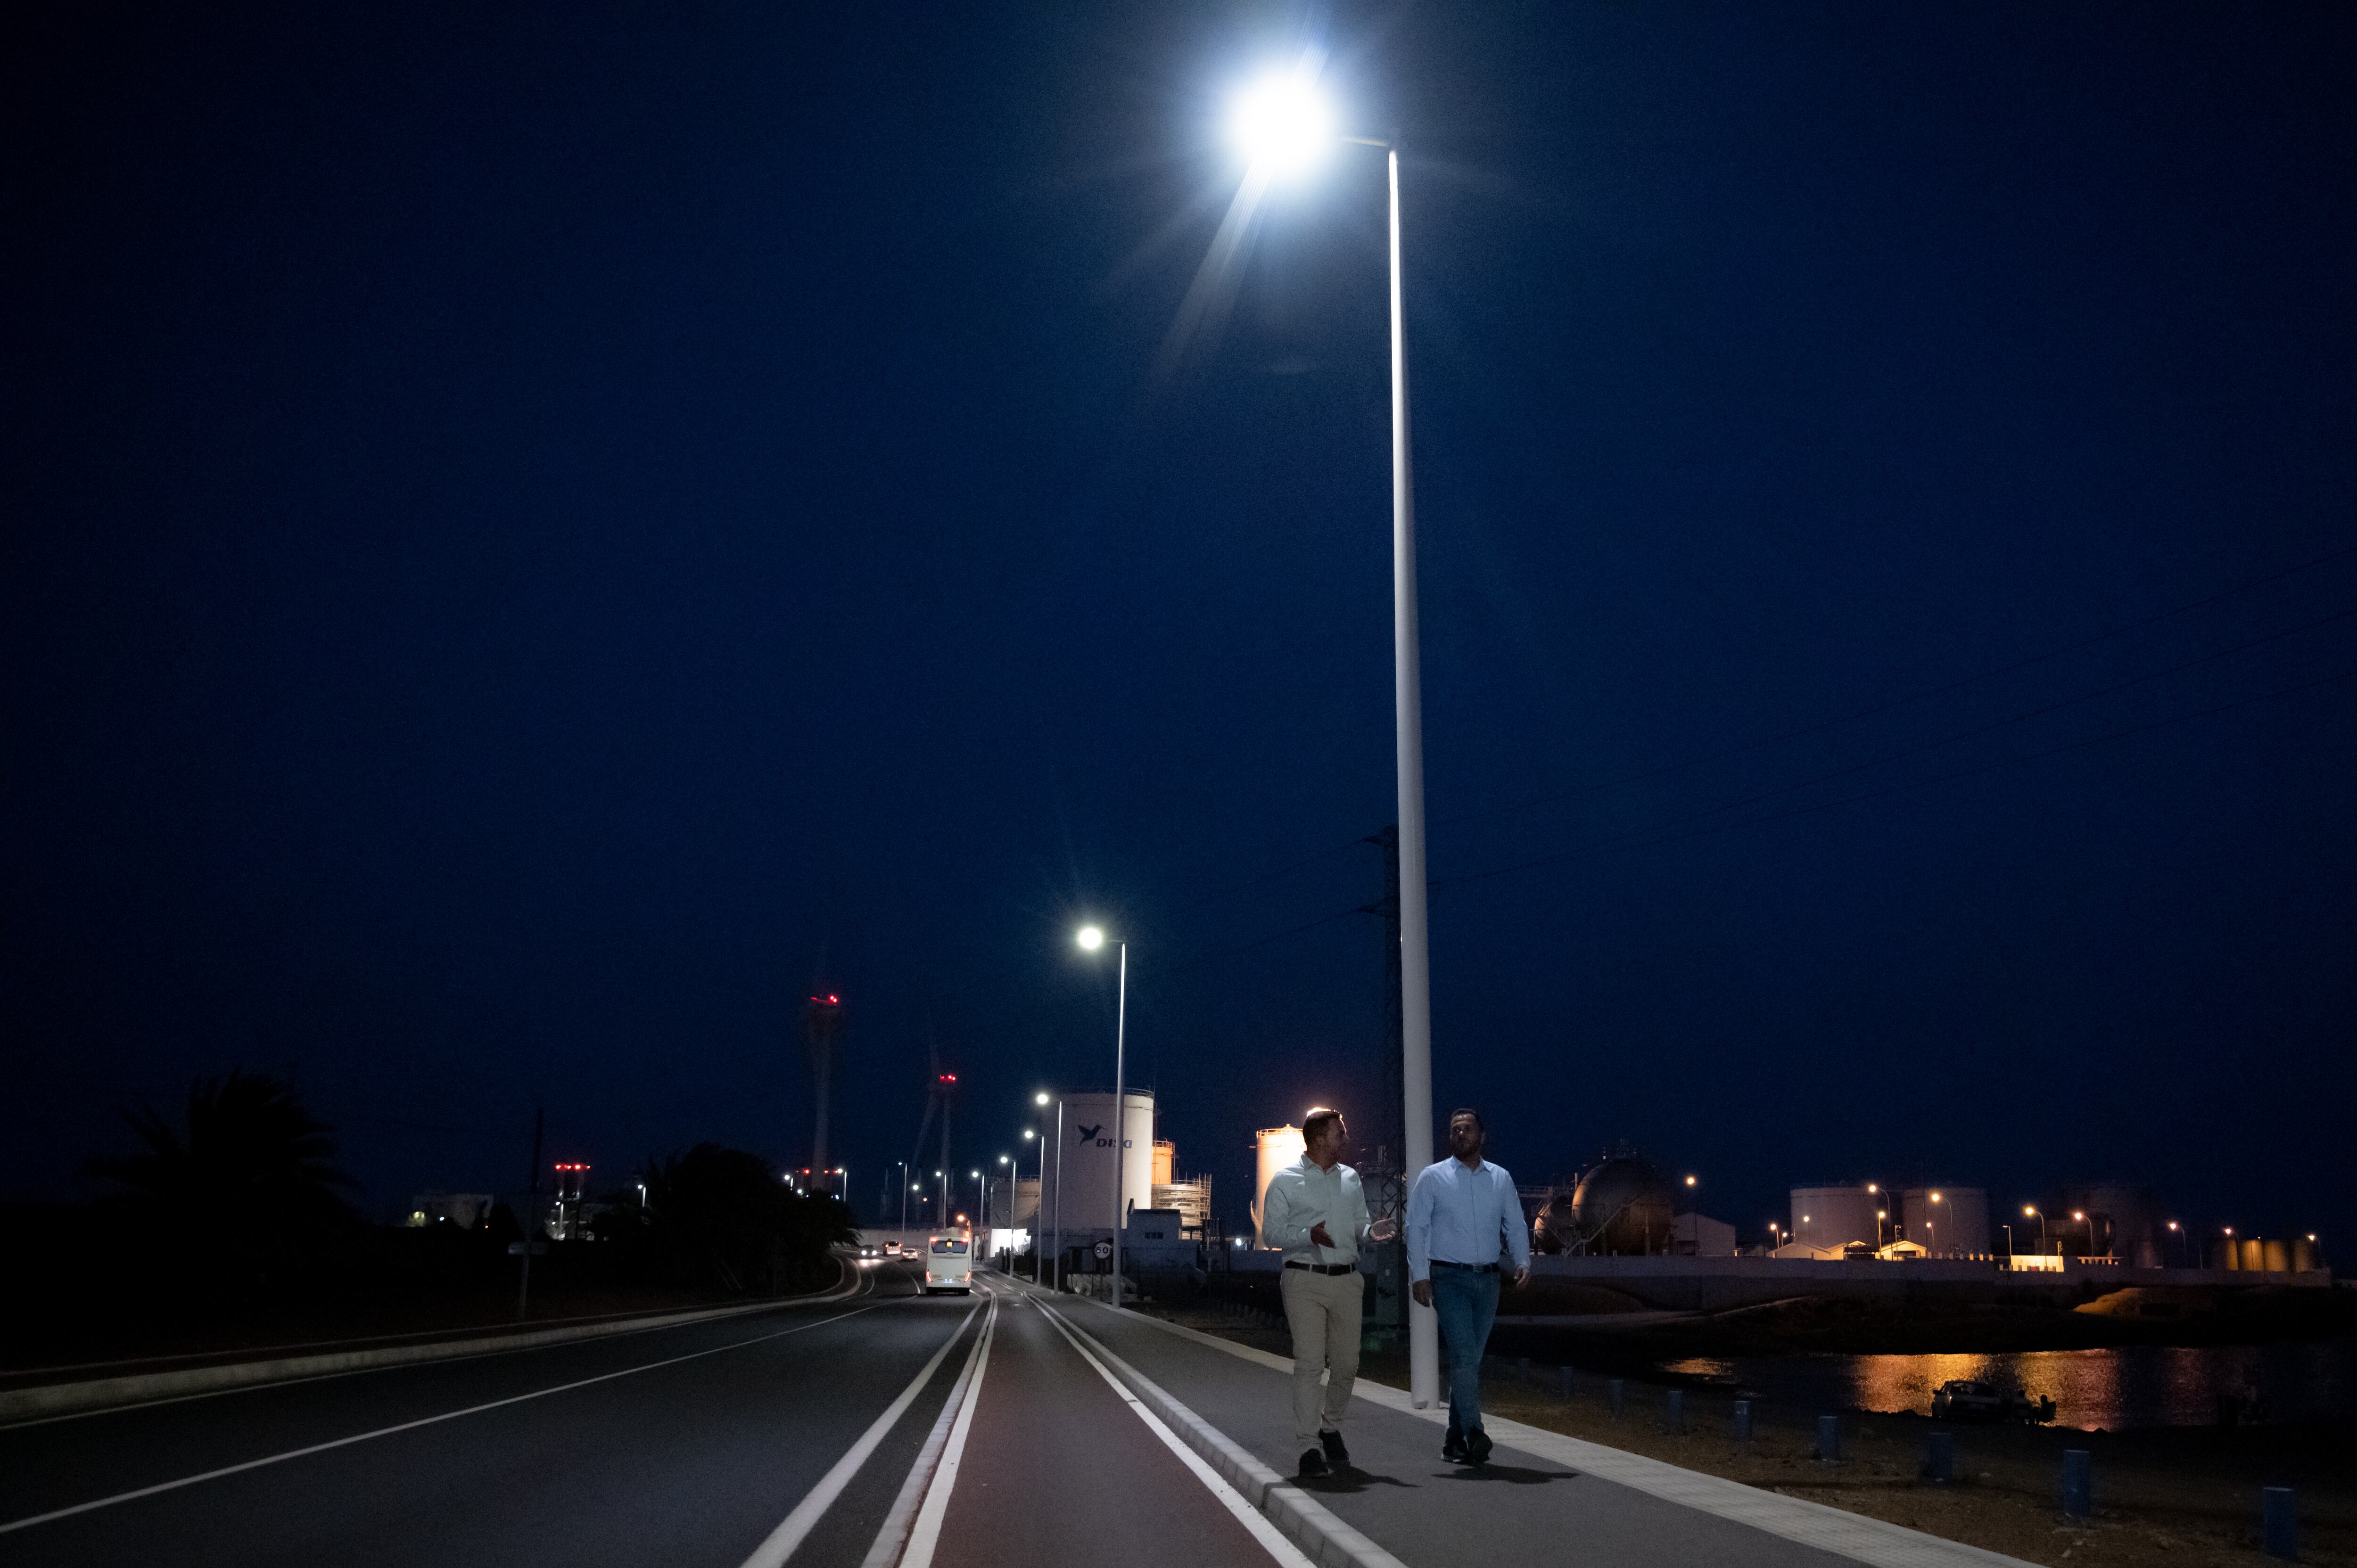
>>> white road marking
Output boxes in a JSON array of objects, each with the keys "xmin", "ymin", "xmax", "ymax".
[
  {"xmin": 893, "ymin": 1297, "xmax": 999, "ymax": 1568},
  {"xmin": 734, "ymin": 1296, "xmax": 984, "ymax": 1568},
  {"xmin": 1038, "ymin": 1303, "xmax": 1317, "ymax": 1568},
  {"xmin": 0, "ymin": 1302, "xmax": 886, "ymax": 1536},
  {"xmin": 857, "ymin": 1299, "xmax": 996, "ymax": 1568},
  {"xmin": 0, "ymin": 1256, "xmax": 880, "ymax": 1433}
]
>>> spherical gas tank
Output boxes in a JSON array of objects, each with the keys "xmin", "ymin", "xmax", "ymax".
[{"xmin": 1567, "ymin": 1153, "xmax": 1678, "ymax": 1255}]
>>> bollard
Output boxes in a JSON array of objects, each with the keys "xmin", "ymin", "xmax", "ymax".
[
  {"xmin": 1733, "ymin": 1399, "xmax": 1752, "ymax": 1442},
  {"xmin": 2061, "ymin": 1449, "xmax": 2092, "ymax": 1520},
  {"xmin": 1816, "ymin": 1414, "xmax": 1842, "ymax": 1462},
  {"xmin": 1665, "ymin": 1389, "xmax": 1685, "ymax": 1434},
  {"xmin": 1922, "ymin": 1431, "xmax": 1953, "ymax": 1485},
  {"xmin": 1609, "ymin": 1379, "xmax": 1625, "ymax": 1418},
  {"xmin": 2263, "ymin": 1487, "xmax": 2297, "ymax": 1561},
  {"xmin": 1559, "ymin": 1365, "xmax": 1575, "ymax": 1400}
]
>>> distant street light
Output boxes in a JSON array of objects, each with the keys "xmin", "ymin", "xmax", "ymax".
[
  {"xmin": 1076, "ymin": 923, "xmax": 1129, "ymax": 1305},
  {"xmin": 1223, "ymin": 58, "xmax": 1441, "ymax": 1407},
  {"xmin": 2024, "ymin": 1205, "xmax": 2048, "ymax": 1254}
]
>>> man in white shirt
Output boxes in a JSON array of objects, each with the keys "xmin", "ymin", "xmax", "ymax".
[
  {"xmin": 1405, "ymin": 1107, "xmax": 1531, "ymax": 1466},
  {"xmin": 1260, "ymin": 1107, "xmax": 1398, "ymax": 1477}
]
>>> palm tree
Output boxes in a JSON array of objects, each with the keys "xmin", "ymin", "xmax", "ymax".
[{"xmin": 91, "ymin": 1070, "xmax": 360, "ymax": 1285}]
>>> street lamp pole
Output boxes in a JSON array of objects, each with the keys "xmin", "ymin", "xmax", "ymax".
[
  {"xmin": 1054, "ymin": 1097, "xmax": 1066, "ymax": 1291},
  {"xmin": 1381, "ymin": 136, "xmax": 1439, "ymax": 1413},
  {"xmin": 1112, "ymin": 940, "xmax": 1129, "ymax": 1306}
]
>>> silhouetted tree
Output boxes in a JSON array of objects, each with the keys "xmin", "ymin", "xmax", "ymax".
[
  {"xmin": 90, "ymin": 1070, "xmax": 362, "ymax": 1291},
  {"xmin": 635, "ymin": 1143, "xmax": 855, "ymax": 1293}
]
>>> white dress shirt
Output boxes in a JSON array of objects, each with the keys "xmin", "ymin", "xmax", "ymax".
[
  {"xmin": 1406, "ymin": 1156, "xmax": 1531, "ymax": 1282},
  {"xmin": 1261, "ymin": 1154, "xmax": 1374, "ymax": 1267}
]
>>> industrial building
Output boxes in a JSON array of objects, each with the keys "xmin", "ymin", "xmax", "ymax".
[
  {"xmin": 1014, "ymin": 1090, "xmax": 1213, "ymax": 1277},
  {"xmin": 1780, "ymin": 1183, "xmax": 1989, "ymax": 1258},
  {"xmin": 1788, "ymin": 1185, "xmax": 1885, "ymax": 1253},
  {"xmin": 1900, "ymin": 1187, "xmax": 1989, "ymax": 1256},
  {"xmin": 1251, "ymin": 1123, "xmax": 1306, "ymax": 1247}
]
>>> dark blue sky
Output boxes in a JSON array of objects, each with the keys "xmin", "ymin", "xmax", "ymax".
[{"xmin": 7, "ymin": 5, "xmax": 2352, "ymax": 1248}]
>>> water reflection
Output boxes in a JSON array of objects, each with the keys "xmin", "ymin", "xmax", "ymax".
[{"xmin": 1658, "ymin": 1337, "xmax": 2357, "ymax": 1430}]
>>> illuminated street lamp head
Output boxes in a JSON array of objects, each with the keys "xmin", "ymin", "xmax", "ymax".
[
  {"xmin": 1683, "ymin": 1174, "xmax": 1698, "ymax": 1187},
  {"xmin": 1076, "ymin": 925, "xmax": 1104, "ymax": 952},
  {"xmin": 1231, "ymin": 71, "xmax": 1332, "ymax": 175},
  {"xmin": 1035, "ymin": 1091, "xmax": 1052, "ymax": 1105}
]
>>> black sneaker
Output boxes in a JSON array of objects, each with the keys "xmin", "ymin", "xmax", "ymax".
[
  {"xmin": 1319, "ymin": 1428, "xmax": 1349, "ymax": 1467},
  {"xmin": 1298, "ymin": 1447, "xmax": 1330, "ymax": 1478},
  {"xmin": 1442, "ymin": 1425, "xmax": 1467, "ymax": 1463},
  {"xmin": 1465, "ymin": 1428, "xmax": 1494, "ymax": 1466}
]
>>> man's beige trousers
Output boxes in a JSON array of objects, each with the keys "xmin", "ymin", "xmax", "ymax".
[{"xmin": 1279, "ymin": 1265, "xmax": 1363, "ymax": 1451}]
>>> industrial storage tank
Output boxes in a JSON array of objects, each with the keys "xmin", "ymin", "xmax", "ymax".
[
  {"xmin": 1531, "ymin": 1150, "xmax": 1677, "ymax": 1255},
  {"xmin": 1790, "ymin": 1186, "xmax": 1882, "ymax": 1253},
  {"xmin": 2042, "ymin": 1183, "xmax": 2163, "ymax": 1264},
  {"xmin": 1901, "ymin": 1188, "xmax": 1989, "ymax": 1256},
  {"xmin": 1251, "ymin": 1124, "xmax": 1307, "ymax": 1246},
  {"xmin": 1037, "ymin": 1090, "xmax": 1155, "ymax": 1234}
]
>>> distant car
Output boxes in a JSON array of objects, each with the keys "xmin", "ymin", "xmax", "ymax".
[
  {"xmin": 858, "ymin": 1243, "xmax": 881, "ymax": 1259},
  {"xmin": 922, "ymin": 1234, "xmax": 973, "ymax": 1295}
]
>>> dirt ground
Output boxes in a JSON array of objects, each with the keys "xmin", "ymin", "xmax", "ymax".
[{"xmin": 1137, "ymin": 1300, "xmax": 2355, "ymax": 1568}]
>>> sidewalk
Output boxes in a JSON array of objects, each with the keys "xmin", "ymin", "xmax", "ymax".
[{"xmin": 1044, "ymin": 1288, "xmax": 2032, "ymax": 1568}]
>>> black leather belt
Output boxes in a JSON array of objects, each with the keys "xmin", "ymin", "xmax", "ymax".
[
  {"xmin": 1430, "ymin": 1259, "xmax": 1499, "ymax": 1273},
  {"xmin": 1285, "ymin": 1261, "xmax": 1356, "ymax": 1275}
]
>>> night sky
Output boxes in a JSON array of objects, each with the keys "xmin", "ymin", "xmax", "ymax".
[{"xmin": 8, "ymin": 5, "xmax": 2353, "ymax": 1248}]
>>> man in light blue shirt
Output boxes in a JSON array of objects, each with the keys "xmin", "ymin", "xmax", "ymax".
[
  {"xmin": 1405, "ymin": 1107, "xmax": 1531, "ymax": 1465},
  {"xmin": 1261, "ymin": 1107, "xmax": 1398, "ymax": 1477}
]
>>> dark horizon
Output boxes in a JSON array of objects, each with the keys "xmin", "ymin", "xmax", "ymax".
[{"xmin": 7, "ymin": 4, "xmax": 2353, "ymax": 1253}]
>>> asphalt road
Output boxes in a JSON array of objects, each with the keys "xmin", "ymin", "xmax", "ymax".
[{"xmin": 0, "ymin": 1263, "xmax": 1302, "ymax": 1568}]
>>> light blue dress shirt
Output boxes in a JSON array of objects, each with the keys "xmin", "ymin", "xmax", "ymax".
[
  {"xmin": 1260, "ymin": 1154, "xmax": 1373, "ymax": 1267},
  {"xmin": 1406, "ymin": 1157, "xmax": 1532, "ymax": 1283}
]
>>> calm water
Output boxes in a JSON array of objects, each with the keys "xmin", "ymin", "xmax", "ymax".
[{"xmin": 1657, "ymin": 1339, "xmax": 2357, "ymax": 1430}]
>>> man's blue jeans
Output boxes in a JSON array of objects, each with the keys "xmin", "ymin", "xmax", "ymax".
[{"xmin": 1430, "ymin": 1264, "xmax": 1501, "ymax": 1436}]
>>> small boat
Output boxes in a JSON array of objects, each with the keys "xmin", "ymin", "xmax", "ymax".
[{"xmin": 1931, "ymin": 1379, "xmax": 2055, "ymax": 1423}]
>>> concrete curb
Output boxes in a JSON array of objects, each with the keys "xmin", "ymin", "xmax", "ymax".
[
  {"xmin": 1038, "ymin": 1297, "xmax": 1406, "ymax": 1568},
  {"xmin": 0, "ymin": 1264, "xmax": 863, "ymax": 1425},
  {"xmin": 1108, "ymin": 1303, "xmax": 2035, "ymax": 1568}
]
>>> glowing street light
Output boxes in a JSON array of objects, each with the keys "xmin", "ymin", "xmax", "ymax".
[
  {"xmin": 1230, "ymin": 70, "xmax": 1334, "ymax": 176},
  {"xmin": 1076, "ymin": 924, "xmax": 1105, "ymax": 952},
  {"xmin": 1219, "ymin": 53, "xmax": 1441, "ymax": 1410}
]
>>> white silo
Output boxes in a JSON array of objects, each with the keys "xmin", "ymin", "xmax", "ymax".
[
  {"xmin": 1252, "ymin": 1124, "xmax": 1307, "ymax": 1247},
  {"xmin": 1901, "ymin": 1188, "xmax": 1989, "ymax": 1256},
  {"xmin": 1790, "ymin": 1185, "xmax": 1882, "ymax": 1252},
  {"xmin": 1038, "ymin": 1090, "xmax": 1154, "ymax": 1233}
]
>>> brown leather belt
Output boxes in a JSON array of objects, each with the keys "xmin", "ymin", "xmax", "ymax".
[{"xmin": 1284, "ymin": 1261, "xmax": 1356, "ymax": 1275}]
